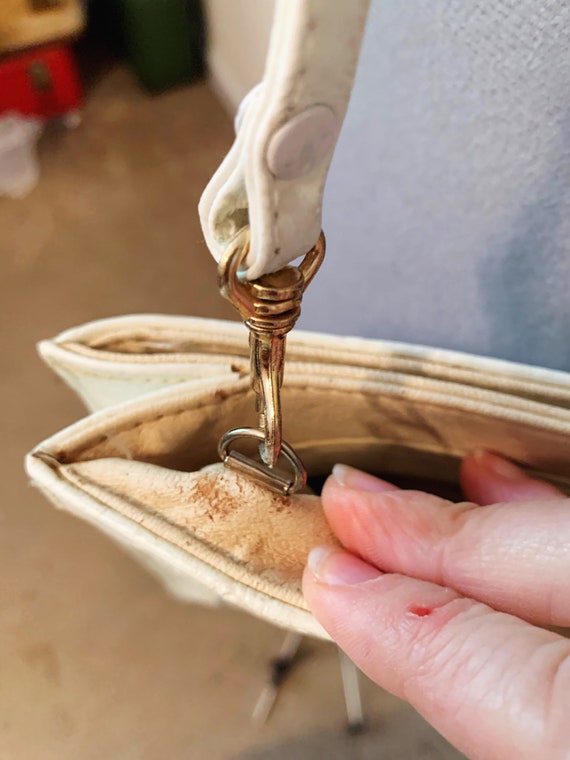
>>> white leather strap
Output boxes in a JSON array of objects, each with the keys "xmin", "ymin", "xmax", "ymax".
[{"xmin": 199, "ymin": 0, "xmax": 370, "ymax": 279}]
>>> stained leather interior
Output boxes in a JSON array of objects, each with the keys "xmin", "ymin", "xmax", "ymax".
[{"xmin": 40, "ymin": 375, "xmax": 570, "ymax": 613}]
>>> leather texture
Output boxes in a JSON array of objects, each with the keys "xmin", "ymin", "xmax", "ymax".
[
  {"xmin": 28, "ymin": 316, "xmax": 570, "ymax": 637},
  {"xmin": 199, "ymin": 0, "xmax": 370, "ymax": 278},
  {"xmin": 39, "ymin": 314, "xmax": 570, "ymax": 412}
]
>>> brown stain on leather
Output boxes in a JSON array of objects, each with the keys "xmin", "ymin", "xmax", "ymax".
[
  {"xmin": 59, "ymin": 459, "xmax": 341, "ymax": 602},
  {"xmin": 20, "ymin": 643, "xmax": 60, "ymax": 683},
  {"xmin": 183, "ymin": 470, "xmax": 338, "ymax": 585}
]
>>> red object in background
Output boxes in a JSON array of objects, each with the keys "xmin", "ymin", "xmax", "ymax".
[{"xmin": 0, "ymin": 45, "xmax": 82, "ymax": 119}]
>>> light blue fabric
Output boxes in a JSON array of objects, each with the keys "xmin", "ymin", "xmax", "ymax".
[{"xmin": 299, "ymin": 0, "xmax": 570, "ymax": 371}]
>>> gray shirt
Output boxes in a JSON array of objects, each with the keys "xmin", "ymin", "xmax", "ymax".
[{"xmin": 300, "ymin": 0, "xmax": 570, "ymax": 372}]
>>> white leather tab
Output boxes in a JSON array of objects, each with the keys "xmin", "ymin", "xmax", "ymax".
[{"xmin": 199, "ymin": 0, "xmax": 370, "ymax": 279}]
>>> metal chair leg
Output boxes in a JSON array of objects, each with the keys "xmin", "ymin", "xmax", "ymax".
[
  {"xmin": 252, "ymin": 631, "xmax": 303, "ymax": 724},
  {"xmin": 252, "ymin": 635, "xmax": 366, "ymax": 733},
  {"xmin": 338, "ymin": 648, "xmax": 365, "ymax": 734}
]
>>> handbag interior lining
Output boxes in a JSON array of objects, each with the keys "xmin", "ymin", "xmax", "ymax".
[{"xmin": 43, "ymin": 381, "xmax": 570, "ymax": 611}]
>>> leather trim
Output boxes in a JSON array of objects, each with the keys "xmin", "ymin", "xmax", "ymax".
[{"xmin": 199, "ymin": 0, "xmax": 371, "ymax": 277}]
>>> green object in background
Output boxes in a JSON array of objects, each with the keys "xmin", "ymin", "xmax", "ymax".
[{"xmin": 120, "ymin": 0, "xmax": 205, "ymax": 92}]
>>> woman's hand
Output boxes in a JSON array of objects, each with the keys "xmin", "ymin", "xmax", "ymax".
[{"xmin": 303, "ymin": 451, "xmax": 570, "ymax": 760}]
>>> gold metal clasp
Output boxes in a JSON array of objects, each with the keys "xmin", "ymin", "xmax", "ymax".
[{"xmin": 217, "ymin": 231, "xmax": 325, "ymax": 494}]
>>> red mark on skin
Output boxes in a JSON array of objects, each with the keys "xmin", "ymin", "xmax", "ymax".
[{"xmin": 408, "ymin": 605, "xmax": 432, "ymax": 618}]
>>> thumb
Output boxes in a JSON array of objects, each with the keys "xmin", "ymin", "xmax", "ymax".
[{"xmin": 303, "ymin": 547, "xmax": 570, "ymax": 760}]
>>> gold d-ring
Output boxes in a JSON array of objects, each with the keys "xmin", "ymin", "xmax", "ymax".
[{"xmin": 218, "ymin": 428, "xmax": 307, "ymax": 495}]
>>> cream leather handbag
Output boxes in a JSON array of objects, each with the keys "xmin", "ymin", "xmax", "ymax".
[
  {"xmin": 25, "ymin": 0, "xmax": 570, "ymax": 643},
  {"xmin": 26, "ymin": 314, "xmax": 570, "ymax": 639}
]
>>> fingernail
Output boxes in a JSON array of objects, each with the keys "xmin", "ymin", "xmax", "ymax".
[
  {"xmin": 331, "ymin": 464, "xmax": 398, "ymax": 493},
  {"xmin": 473, "ymin": 450, "xmax": 525, "ymax": 480},
  {"xmin": 307, "ymin": 546, "xmax": 382, "ymax": 586}
]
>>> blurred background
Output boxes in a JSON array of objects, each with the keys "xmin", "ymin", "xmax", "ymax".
[{"xmin": 0, "ymin": 2, "xmax": 466, "ymax": 758}]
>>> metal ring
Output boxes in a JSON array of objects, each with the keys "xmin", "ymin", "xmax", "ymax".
[
  {"xmin": 217, "ymin": 229, "xmax": 326, "ymax": 320},
  {"xmin": 218, "ymin": 428, "xmax": 307, "ymax": 495}
]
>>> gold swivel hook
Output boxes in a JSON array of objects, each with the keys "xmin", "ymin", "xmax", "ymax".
[{"xmin": 217, "ymin": 230, "xmax": 325, "ymax": 495}]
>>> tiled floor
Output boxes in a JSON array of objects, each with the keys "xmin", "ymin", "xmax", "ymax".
[{"xmin": 0, "ymin": 64, "xmax": 462, "ymax": 759}]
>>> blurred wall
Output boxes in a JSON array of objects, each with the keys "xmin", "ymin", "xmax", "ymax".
[{"xmin": 203, "ymin": 0, "xmax": 274, "ymax": 112}]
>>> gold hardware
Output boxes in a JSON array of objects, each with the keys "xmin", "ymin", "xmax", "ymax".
[
  {"xmin": 218, "ymin": 428, "xmax": 306, "ymax": 496},
  {"xmin": 217, "ymin": 231, "xmax": 325, "ymax": 493}
]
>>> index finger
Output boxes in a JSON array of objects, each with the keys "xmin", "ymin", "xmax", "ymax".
[{"xmin": 321, "ymin": 470, "xmax": 570, "ymax": 626}]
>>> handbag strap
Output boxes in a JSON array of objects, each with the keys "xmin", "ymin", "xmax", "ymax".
[{"xmin": 199, "ymin": 0, "xmax": 370, "ymax": 279}]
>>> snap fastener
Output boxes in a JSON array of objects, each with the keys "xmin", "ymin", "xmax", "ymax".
[{"xmin": 266, "ymin": 105, "xmax": 338, "ymax": 180}]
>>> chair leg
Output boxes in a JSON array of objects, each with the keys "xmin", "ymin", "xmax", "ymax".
[
  {"xmin": 338, "ymin": 648, "xmax": 365, "ymax": 734},
  {"xmin": 252, "ymin": 631, "xmax": 303, "ymax": 724},
  {"xmin": 252, "ymin": 634, "xmax": 366, "ymax": 732}
]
